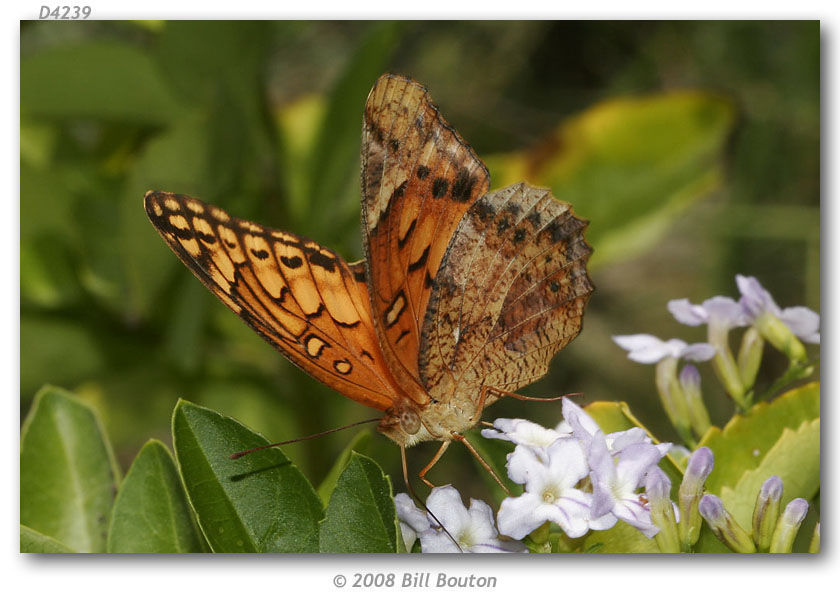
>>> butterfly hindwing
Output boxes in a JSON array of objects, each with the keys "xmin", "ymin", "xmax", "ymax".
[
  {"xmin": 361, "ymin": 74, "xmax": 490, "ymax": 404},
  {"xmin": 418, "ymin": 182, "xmax": 594, "ymax": 402},
  {"xmin": 144, "ymin": 191, "xmax": 401, "ymax": 411}
]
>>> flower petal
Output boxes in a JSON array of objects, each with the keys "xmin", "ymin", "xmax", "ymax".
[
  {"xmin": 612, "ymin": 497, "xmax": 659, "ymax": 538},
  {"xmin": 703, "ymin": 296, "xmax": 748, "ymax": 329},
  {"xmin": 737, "ymin": 274, "xmax": 780, "ymax": 319},
  {"xmin": 426, "ymin": 486, "xmax": 471, "ymax": 533},
  {"xmin": 780, "ymin": 306, "xmax": 820, "ymax": 344},
  {"xmin": 419, "ymin": 529, "xmax": 461, "ymax": 553},
  {"xmin": 497, "ymin": 494, "xmax": 547, "ymax": 540},
  {"xmin": 615, "ymin": 442, "xmax": 667, "ymax": 491},
  {"xmin": 466, "ymin": 499, "xmax": 498, "ymax": 541},
  {"xmin": 668, "ymin": 298, "xmax": 708, "ymax": 326},
  {"xmin": 613, "ymin": 334, "xmax": 677, "ymax": 363},
  {"xmin": 394, "ymin": 493, "xmax": 431, "ymax": 533},
  {"xmin": 680, "ymin": 342, "xmax": 717, "ymax": 362},
  {"xmin": 481, "ymin": 418, "xmax": 564, "ymax": 447},
  {"xmin": 545, "ymin": 438, "xmax": 590, "ymax": 489},
  {"xmin": 469, "ymin": 539, "xmax": 529, "ymax": 553},
  {"xmin": 507, "ymin": 444, "xmax": 547, "ymax": 486},
  {"xmin": 562, "ymin": 397, "xmax": 604, "ymax": 455}
]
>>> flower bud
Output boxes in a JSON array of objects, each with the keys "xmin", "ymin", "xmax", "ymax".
[
  {"xmin": 808, "ymin": 522, "xmax": 820, "ymax": 553},
  {"xmin": 645, "ymin": 468, "xmax": 680, "ymax": 553},
  {"xmin": 678, "ymin": 447, "xmax": 714, "ymax": 548},
  {"xmin": 698, "ymin": 494, "xmax": 756, "ymax": 553},
  {"xmin": 656, "ymin": 357, "xmax": 694, "ymax": 446},
  {"xmin": 752, "ymin": 475, "xmax": 783, "ymax": 552},
  {"xmin": 679, "ymin": 364, "xmax": 711, "ymax": 438},
  {"xmin": 769, "ymin": 498, "xmax": 809, "ymax": 553},
  {"xmin": 707, "ymin": 320, "xmax": 748, "ymax": 409},
  {"xmin": 754, "ymin": 312, "xmax": 808, "ymax": 365},
  {"xmin": 737, "ymin": 326, "xmax": 764, "ymax": 390}
]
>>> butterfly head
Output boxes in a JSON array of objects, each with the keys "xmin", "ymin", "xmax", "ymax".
[{"xmin": 378, "ymin": 404, "xmax": 437, "ymax": 448}]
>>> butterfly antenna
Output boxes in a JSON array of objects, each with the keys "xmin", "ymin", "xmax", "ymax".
[
  {"xmin": 400, "ymin": 446, "xmax": 463, "ymax": 553},
  {"xmin": 230, "ymin": 417, "xmax": 380, "ymax": 459}
]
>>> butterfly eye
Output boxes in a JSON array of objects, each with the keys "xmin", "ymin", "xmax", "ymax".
[{"xmin": 400, "ymin": 410, "xmax": 421, "ymax": 435}]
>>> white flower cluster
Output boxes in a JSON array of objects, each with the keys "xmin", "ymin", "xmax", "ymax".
[{"xmin": 396, "ymin": 398, "xmax": 672, "ymax": 552}]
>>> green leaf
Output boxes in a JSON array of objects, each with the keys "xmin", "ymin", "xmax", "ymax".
[
  {"xmin": 487, "ymin": 91, "xmax": 735, "ymax": 269},
  {"xmin": 721, "ymin": 417, "xmax": 820, "ymax": 531},
  {"xmin": 171, "ymin": 400, "xmax": 323, "ymax": 552},
  {"xmin": 317, "ymin": 429, "xmax": 372, "ymax": 506},
  {"xmin": 20, "ymin": 386, "xmax": 120, "ymax": 552},
  {"xmin": 20, "ymin": 525, "xmax": 74, "ymax": 553},
  {"xmin": 21, "ymin": 41, "xmax": 183, "ymax": 123},
  {"xmin": 699, "ymin": 382, "xmax": 820, "ymax": 495},
  {"xmin": 319, "ymin": 452, "xmax": 398, "ymax": 553},
  {"xmin": 692, "ymin": 383, "xmax": 819, "ymax": 552},
  {"xmin": 583, "ymin": 520, "xmax": 660, "ymax": 553},
  {"xmin": 106, "ymin": 440, "xmax": 206, "ymax": 553}
]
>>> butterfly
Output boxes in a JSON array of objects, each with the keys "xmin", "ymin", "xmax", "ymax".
[{"xmin": 144, "ymin": 73, "xmax": 594, "ymax": 487}]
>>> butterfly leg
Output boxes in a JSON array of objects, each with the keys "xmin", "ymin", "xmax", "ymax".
[
  {"xmin": 452, "ymin": 433, "xmax": 511, "ymax": 496},
  {"xmin": 418, "ymin": 441, "xmax": 451, "ymax": 489},
  {"xmin": 482, "ymin": 385, "xmax": 572, "ymax": 403}
]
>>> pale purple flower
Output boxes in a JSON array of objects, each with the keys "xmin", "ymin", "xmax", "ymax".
[
  {"xmin": 613, "ymin": 334, "xmax": 716, "ymax": 364},
  {"xmin": 497, "ymin": 438, "xmax": 595, "ymax": 539},
  {"xmin": 698, "ymin": 494, "xmax": 727, "ymax": 524},
  {"xmin": 562, "ymin": 397, "xmax": 671, "ymax": 457},
  {"xmin": 736, "ymin": 275, "xmax": 820, "ymax": 344},
  {"xmin": 588, "ymin": 431, "xmax": 667, "ymax": 537},
  {"xmin": 481, "ymin": 416, "xmax": 570, "ymax": 448},
  {"xmin": 645, "ymin": 467, "xmax": 671, "ymax": 504},
  {"xmin": 414, "ymin": 486, "xmax": 527, "ymax": 553},
  {"xmin": 668, "ymin": 296, "xmax": 748, "ymax": 331},
  {"xmin": 394, "ymin": 493, "xmax": 431, "ymax": 552},
  {"xmin": 682, "ymin": 446, "xmax": 714, "ymax": 494}
]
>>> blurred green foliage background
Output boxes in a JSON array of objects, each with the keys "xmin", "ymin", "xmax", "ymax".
[{"xmin": 20, "ymin": 21, "xmax": 819, "ymax": 502}]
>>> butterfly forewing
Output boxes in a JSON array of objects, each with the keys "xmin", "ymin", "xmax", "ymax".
[
  {"xmin": 361, "ymin": 74, "xmax": 490, "ymax": 404},
  {"xmin": 419, "ymin": 183, "xmax": 593, "ymax": 402},
  {"xmin": 144, "ymin": 191, "xmax": 401, "ymax": 411}
]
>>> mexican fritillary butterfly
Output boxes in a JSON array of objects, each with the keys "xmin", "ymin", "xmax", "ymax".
[{"xmin": 145, "ymin": 74, "xmax": 593, "ymax": 485}]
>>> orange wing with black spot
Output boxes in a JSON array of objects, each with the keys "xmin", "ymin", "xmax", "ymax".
[
  {"xmin": 360, "ymin": 74, "xmax": 490, "ymax": 404},
  {"xmin": 144, "ymin": 191, "xmax": 401, "ymax": 411}
]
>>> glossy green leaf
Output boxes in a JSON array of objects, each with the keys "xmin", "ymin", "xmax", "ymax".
[
  {"xmin": 487, "ymin": 91, "xmax": 735, "ymax": 269},
  {"xmin": 319, "ymin": 452, "xmax": 398, "ymax": 553},
  {"xmin": 106, "ymin": 440, "xmax": 206, "ymax": 553},
  {"xmin": 21, "ymin": 525, "xmax": 74, "ymax": 553},
  {"xmin": 721, "ymin": 417, "xmax": 819, "ymax": 530},
  {"xmin": 692, "ymin": 384, "xmax": 819, "ymax": 552},
  {"xmin": 20, "ymin": 386, "xmax": 120, "ymax": 552},
  {"xmin": 22, "ymin": 40, "xmax": 183, "ymax": 123},
  {"xmin": 699, "ymin": 382, "xmax": 820, "ymax": 494},
  {"xmin": 172, "ymin": 400, "xmax": 323, "ymax": 552},
  {"xmin": 317, "ymin": 429, "xmax": 372, "ymax": 506}
]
